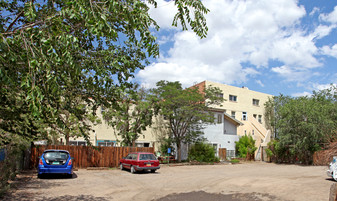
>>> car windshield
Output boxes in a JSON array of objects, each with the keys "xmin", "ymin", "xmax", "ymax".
[
  {"xmin": 139, "ymin": 154, "xmax": 156, "ymax": 160},
  {"xmin": 44, "ymin": 151, "xmax": 69, "ymax": 160}
]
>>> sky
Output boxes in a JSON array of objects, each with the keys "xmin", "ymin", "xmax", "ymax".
[{"xmin": 133, "ymin": 0, "xmax": 337, "ymax": 97}]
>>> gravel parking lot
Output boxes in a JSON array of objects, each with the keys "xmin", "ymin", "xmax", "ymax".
[{"xmin": 4, "ymin": 162, "xmax": 334, "ymax": 201}]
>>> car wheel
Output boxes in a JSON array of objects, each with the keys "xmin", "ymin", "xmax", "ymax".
[
  {"xmin": 151, "ymin": 169, "xmax": 156, "ymax": 173},
  {"xmin": 120, "ymin": 163, "xmax": 124, "ymax": 170},
  {"xmin": 130, "ymin": 166, "xmax": 136, "ymax": 174},
  {"xmin": 333, "ymin": 171, "xmax": 337, "ymax": 181}
]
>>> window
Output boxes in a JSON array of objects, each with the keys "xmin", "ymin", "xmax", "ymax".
[
  {"xmin": 217, "ymin": 114, "xmax": 223, "ymax": 124},
  {"xmin": 229, "ymin": 95, "xmax": 237, "ymax": 102},
  {"xmin": 231, "ymin": 111, "xmax": 236, "ymax": 119},
  {"xmin": 101, "ymin": 106, "xmax": 105, "ymax": 114},
  {"xmin": 242, "ymin": 112, "xmax": 247, "ymax": 121},
  {"xmin": 69, "ymin": 141, "xmax": 87, "ymax": 146},
  {"xmin": 252, "ymin": 130, "xmax": 255, "ymax": 135},
  {"xmin": 97, "ymin": 140, "xmax": 115, "ymax": 147},
  {"xmin": 253, "ymin": 114, "xmax": 257, "ymax": 119},
  {"xmin": 253, "ymin": 99, "xmax": 260, "ymax": 106},
  {"xmin": 258, "ymin": 115, "xmax": 262, "ymax": 124},
  {"xmin": 216, "ymin": 93, "xmax": 224, "ymax": 98}
]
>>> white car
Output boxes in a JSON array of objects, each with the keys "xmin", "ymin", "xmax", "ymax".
[{"xmin": 327, "ymin": 156, "xmax": 337, "ymax": 181}]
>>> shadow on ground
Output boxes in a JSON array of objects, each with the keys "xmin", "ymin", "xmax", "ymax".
[{"xmin": 153, "ymin": 191, "xmax": 279, "ymax": 201}]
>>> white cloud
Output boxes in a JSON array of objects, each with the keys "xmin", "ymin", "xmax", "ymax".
[
  {"xmin": 255, "ymin": 80, "xmax": 265, "ymax": 87},
  {"xmin": 271, "ymin": 65, "xmax": 313, "ymax": 82},
  {"xmin": 148, "ymin": 0, "xmax": 177, "ymax": 29},
  {"xmin": 320, "ymin": 44, "xmax": 337, "ymax": 58},
  {"xmin": 310, "ymin": 7, "xmax": 320, "ymax": 16},
  {"xmin": 320, "ymin": 6, "xmax": 337, "ymax": 24},
  {"xmin": 292, "ymin": 91, "xmax": 312, "ymax": 97},
  {"xmin": 136, "ymin": 0, "xmax": 337, "ymax": 89}
]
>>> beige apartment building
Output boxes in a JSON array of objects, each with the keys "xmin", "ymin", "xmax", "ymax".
[
  {"xmin": 65, "ymin": 80, "xmax": 273, "ymax": 160},
  {"xmin": 66, "ymin": 106, "xmax": 161, "ymax": 149},
  {"xmin": 194, "ymin": 80, "xmax": 273, "ymax": 159}
]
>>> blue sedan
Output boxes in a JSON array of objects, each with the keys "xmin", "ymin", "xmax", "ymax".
[{"xmin": 38, "ymin": 149, "xmax": 73, "ymax": 178}]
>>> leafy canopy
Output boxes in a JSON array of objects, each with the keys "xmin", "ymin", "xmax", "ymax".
[
  {"xmin": 264, "ymin": 85, "xmax": 337, "ymax": 164},
  {"xmin": 150, "ymin": 80, "xmax": 224, "ymax": 162},
  {"xmin": 0, "ymin": 0, "xmax": 209, "ymax": 145}
]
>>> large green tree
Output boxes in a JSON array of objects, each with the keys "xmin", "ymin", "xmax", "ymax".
[
  {"xmin": 0, "ymin": 0, "xmax": 209, "ymax": 145},
  {"xmin": 264, "ymin": 85, "xmax": 337, "ymax": 164},
  {"xmin": 103, "ymin": 84, "xmax": 153, "ymax": 147},
  {"xmin": 151, "ymin": 80, "xmax": 224, "ymax": 162}
]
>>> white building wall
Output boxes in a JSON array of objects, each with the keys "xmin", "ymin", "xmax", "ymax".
[{"xmin": 202, "ymin": 112, "xmax": 239, "ymax": 155}]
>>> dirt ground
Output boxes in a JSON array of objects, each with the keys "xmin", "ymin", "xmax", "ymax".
[{"xmin": 3, "ymin": 162, "xmax": 335, "ymax": 201}]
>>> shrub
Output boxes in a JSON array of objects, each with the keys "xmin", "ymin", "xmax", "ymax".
[
  {"xmin": 235, "ymin": 135, "xmax": 257, "ymax": 159},
  {"xmin": 188, "ymin": 142, "xmax": 219, "ymax": 163}
]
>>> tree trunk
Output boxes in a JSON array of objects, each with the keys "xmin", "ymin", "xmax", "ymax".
[
  {"xmin": 65, "ymin": 132, "xmax": 69, "ymax": 145},
  {"xmin": 177, "ymin": 142, "xmax": 181, "ymax": 162}
]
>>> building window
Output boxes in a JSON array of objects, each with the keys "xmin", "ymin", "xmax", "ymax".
[
  {"xmin": 258, "ymin": 115, "xmax": 262, "ymax": 124},
  {"xmin": 229, "ymin": 95, "xmax": 237, "ymax": 102},
  {"xmin": 242, "ymin": 112, "xmax": 247, "ymax": 121},
  {"xmin": 216, "ymin": 93, "xmax": 224, "ymax": 98},
  {"xmin": 97, "ymin": 140, "xmax": 114, "ymax": 147},
  {"xmin": 253, "ymin": 114, "xmax": 257, "ymax": 119},
  {"xmin": 136, "ymin": 142, "xmax": 150, "ymax": 147},
  {"xmin": 69, "ymin": 141, "xmax": 87, "ymax": 146},
  {"xmin": 217, "ymin": 114, "xmax": 223, "ymax": 124},
  {"xmin": 252, "ymin": 130, "xmax": 255, "ymax": 135},
  {"xmin": 231, "ymin": 111, "xmax": 236, "ymax": 119},
  {"xmin": 253, "ymin": 99, "xmax": 260, "ymax": 106}
]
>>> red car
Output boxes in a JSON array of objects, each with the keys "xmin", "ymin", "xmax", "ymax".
[{"xmin": 120, "ymin": 152, "xmax": 160, "ymax": 174}]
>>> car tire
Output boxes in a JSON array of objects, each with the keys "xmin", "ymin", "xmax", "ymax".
[
  {"xmin": 333, "ymin": 171, "xmax": 337, "ymax": 181},
  {"xmin": 120, "ymin": 163, "xmax": 124, "ymax": 170},
  {"xmin": 130, "ymin": 166, "xmax": 136, "ymax": 174},
  {"xmin": 151, "ymin": 169, "xmax": 156, "ymax": 173}
]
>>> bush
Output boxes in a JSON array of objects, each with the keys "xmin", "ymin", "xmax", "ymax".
[
  {"xmin": 235, "ymin": 135, "xmax": 257, "ymax": 159},
  {"xmin": 0, "ymin": 141, "xmax": 30, "ymax": 197},
  {"xmin": 188, "ymin": 142, "xmax": 219, "ymax": 163}
]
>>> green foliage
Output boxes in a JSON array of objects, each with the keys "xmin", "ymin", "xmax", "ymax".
[
  {"xmin": 150, "ymin": 80, "xmax": 224, "ymax": 162},
  {"xmin": 0, "ymin": 140, "xmax": 30, "ymax": 196},
  {"xmin": 264, "ymin": 85, "xmax": 337, "ymax": 164},
  {"xmin": 103, "ymin": 84, "xmax": 154, "ymax": 146},
  {"xmin": 159, "ymin": 137, "xmax": 174, "ymax": 155},
  {"xmin": 0, "ymin": 0, "xmax": 209, "ymax": 146},
  {"xmin": 188, "ymin": 141, "xmax": 219, "ymax": 163},
  {"xmin": 230, "ymin": 159, "xmax": 240, "ymax": 164},
  {"xmin": 235, "ymin": 135, "xmax": 257, "ymax": 159}
]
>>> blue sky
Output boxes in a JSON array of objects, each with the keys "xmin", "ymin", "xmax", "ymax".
[{"xmin": 134, "ymin": 0, "xmax": 337, "ymax": 97}]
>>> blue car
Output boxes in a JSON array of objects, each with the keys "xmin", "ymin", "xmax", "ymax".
[{"xmin": 38, "ymin": 149, "xmax": 73, "ymax": 178}]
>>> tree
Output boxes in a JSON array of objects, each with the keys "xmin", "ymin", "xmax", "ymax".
[
  {"xmin": 235, "ymin": 134, "xmax": 257, "ymax": 160},
  {"xmin": 103, "ymin": 84, "xmax": 154, "ymax": 147},
  {"xmin": 151, "ymin": 80, "xmax": 224, "ymax": 162},
  {"xmin": 264, "ymin": 85, "xmax": 337, "ymax": 164},
  {"xmin": 0, "ymin": 0, "xmax": 209, "ymax": 145}
]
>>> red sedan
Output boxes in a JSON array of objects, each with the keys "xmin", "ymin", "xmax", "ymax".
[{"xmin": 120, "ymin": 152, "xmax": 160, "ymax": 174}]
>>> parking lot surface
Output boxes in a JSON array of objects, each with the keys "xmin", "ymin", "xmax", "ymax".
[{"xmin": 4, "ymin": 162, "xmax": 334, "ymax": 201}]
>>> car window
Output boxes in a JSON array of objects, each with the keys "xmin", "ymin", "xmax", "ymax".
[
  {"xmin": 139, "ymin": 154, "xmax": 156, "ymax": 160},
  {"xmin": 126, "ymin": 154, "xmax": 132, "ymax": 159},
  {"xmin": 132, "ymin": 154, "xmax": 137, "ymax": 160},
  {"xmin": 44, "ymin": 151, "xmax": 69, "ymax": 160}
]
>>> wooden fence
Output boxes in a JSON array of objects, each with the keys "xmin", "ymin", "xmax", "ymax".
[{"xmin": 31, "ymin": 145, "xmax": 154, "ymax": 169}]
